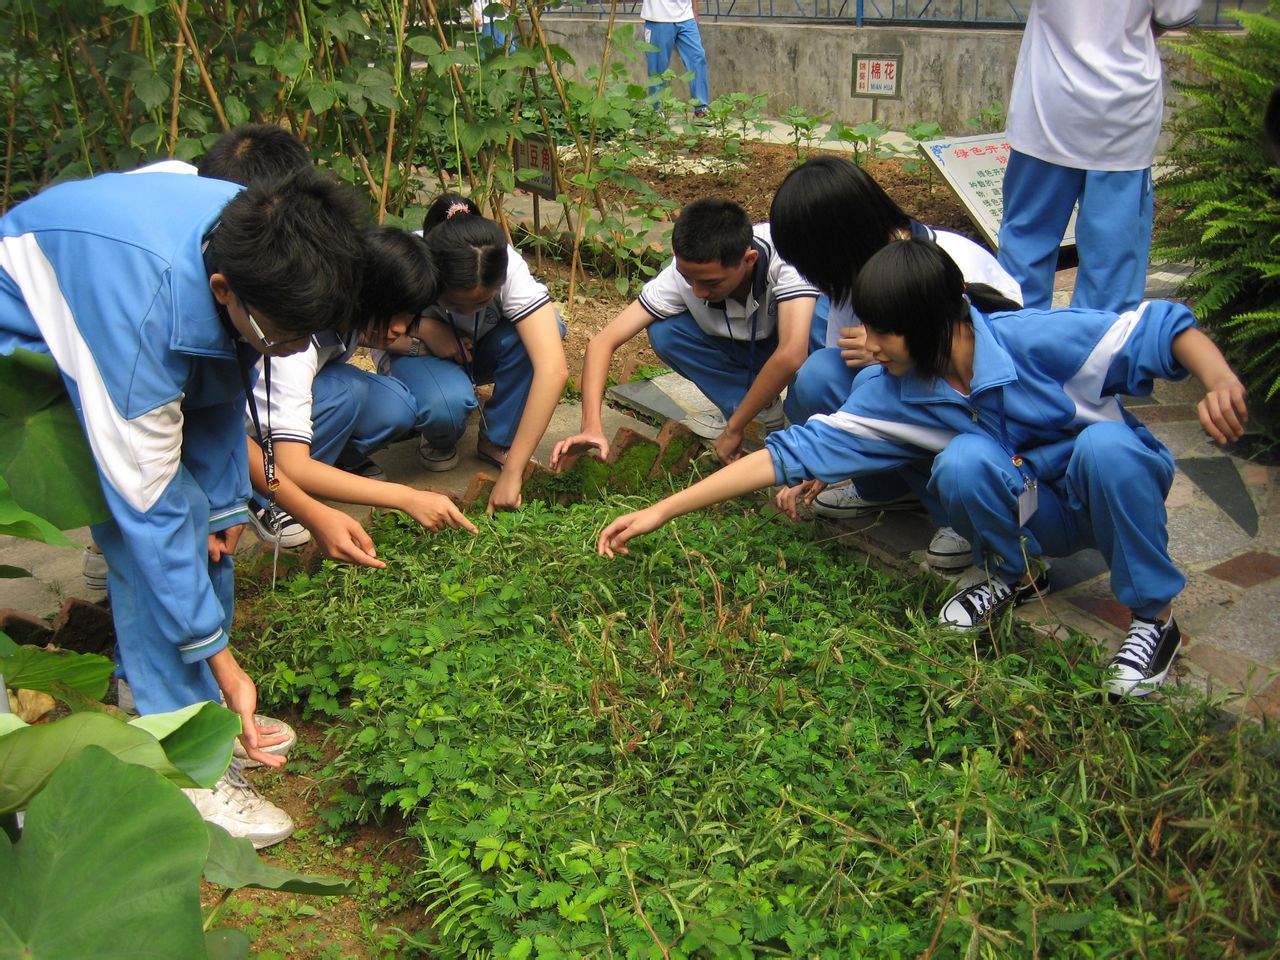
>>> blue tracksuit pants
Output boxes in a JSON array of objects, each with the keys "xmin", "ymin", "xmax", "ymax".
[
  {"xmin": 386, "ymin": 317, "xmax": 539, "ymax": 450},
  {"xmin": 646, "ymin": 311, "xmax": 778, "ymax": 420},
  {"xmin": 929, "ymin": 423, "xmax": 1184, "ymax": 618},
  {"xmin": 997, "ymin": 150, "xmax": 1153, "ymax": 313},
  {"xmin": 649, "ymin": 301, "xmax": 828, "ymax": 423},
  {"xmin": 308, "ymin": 363, "xmax": 421, "ymax": 465},
  {"xmin": 96, "ymin": 478, "xmax": 228, "ymax": 715},
  {"xmin": 645, "ymin": 19, "xmax": 710, "ymax": 107}
]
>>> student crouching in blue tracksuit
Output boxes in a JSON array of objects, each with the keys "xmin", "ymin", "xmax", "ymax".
[
  {"xmin": 769, "ymin": 155, "xmax": 1023, "ymax": 572},
  {"xmin": 598, "ymin": 239, "xmax": 1249, "ymax": 700}
]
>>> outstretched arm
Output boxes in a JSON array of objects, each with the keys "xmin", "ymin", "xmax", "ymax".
[
  {"xmin": 489, "ymin": 305, "xmax": 569, "ymax": 512},
  {"xmin": 597, "ymin": 448, "xmax": 777, "ymax": 556},
  {"xmin": 551, "ymin": 300, "xmax": 656, "ymax": 468},
  {"xmin": 1171, "ymin": 327, "xmax": 1248, "ymax": 444}
]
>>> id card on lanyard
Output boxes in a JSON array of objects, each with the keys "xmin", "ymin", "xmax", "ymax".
[{"xmin": 975, "ymin": 391, "xmax": 1038, "ymax": 526}]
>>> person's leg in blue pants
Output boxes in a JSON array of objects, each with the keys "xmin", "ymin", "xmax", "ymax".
[
  {"xmin": 929, "ymin": 425, "xmax": 1183, "ymax": 617},
  {"xmin": 672, "ymin": 18, "xmax": 710, "ymax": 108},
  {"xmin": 1072, "ymin": 168, "xmax": 1153, "ymax": 313},
  {"xmin": 997, "ymin": 151, "xmax": 1084, "ymax": 310},
  {"xmin": 94, "ymin": 483, "xmax": 227, "ymax": 716},
  {"xmin": 785, "ymin": 347, "xmax": 856, "ymax": 425},
  {"xmin": 644, "ymin": 21, "xmax": 677, "ymax": 99},
  {"xmin": 308, "ymin": 363, "xmax": 419, "ymax": 466},
  {"xmin": 386, "ymin": 354, "xmax": 479, "ymax": 451},
  {"xmin": 646, "ymin": 311, "xmax": 776, "ymax": 418}
]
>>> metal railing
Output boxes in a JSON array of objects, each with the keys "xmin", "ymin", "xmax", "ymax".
[{"xmin": 550, "ymin": 0, "xmax": 1258, "ymax": 27}]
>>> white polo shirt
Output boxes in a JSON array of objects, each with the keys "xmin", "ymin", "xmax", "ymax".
[
  {"xmin": 1005, "ymin": 0, "xmax": 1199, "ymax": 171},
  {"xmin": 247, "ymin": 331, "xmax": 359, "ymax": 445},
  {"xmin": 638, "ymin": 224, "xmax": 819, "ymax": 342},
  {"xmin": 423, "ymin": 243, "xmax": 551, "ymax": 342}
]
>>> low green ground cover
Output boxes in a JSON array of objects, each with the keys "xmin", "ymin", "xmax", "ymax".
[{"xmin": 250, "ymin": 497, "xmax": 1279, "ymax": 958}]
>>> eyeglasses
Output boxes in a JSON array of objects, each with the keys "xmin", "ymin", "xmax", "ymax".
[{"xmin": 241, "ymin": 300, "xmax": 287, "ymax": 350}]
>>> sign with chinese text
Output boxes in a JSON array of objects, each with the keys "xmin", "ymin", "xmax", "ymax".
[
  {"xmin": 919, "ymin": 133, "xmax": 1077, "ymax": 250},
  {"xmin": 515, "ymin": 135, "xmax": 557, "ymax": 200},
  {"xmin": 852, "ymin": 55, "xmax": 900, "ymax": 99}
]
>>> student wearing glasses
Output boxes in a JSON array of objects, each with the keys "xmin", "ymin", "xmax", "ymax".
[{"xmin": 0, "ymin": 167, "xmax": 366, "ymax": 847}]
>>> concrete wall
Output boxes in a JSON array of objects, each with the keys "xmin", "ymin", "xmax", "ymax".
[{"xmin": 540, "ymin": 18, "xmax": 1194, "ymax": 136}]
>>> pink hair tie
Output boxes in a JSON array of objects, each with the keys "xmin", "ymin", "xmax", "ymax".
[{"xmin": 445, "ymin": 201, "xmax": 471, "ymax": 220}]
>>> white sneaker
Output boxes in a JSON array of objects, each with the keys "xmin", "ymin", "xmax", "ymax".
[
  {"xmin": 926, "ymin": 526, "xmax": 972, "ymax": 571},
  {"xmin": 1106, "ymin": 616, "xmax": 1182, "ymax": 700},
  {"xmin": 82, "ymin": 547, "xmax": 109, "ymax": 593},
  {"xmin": 247, "ymin": 502, "xmax": 312, "ymax": 549},
  {"xmin": 183, "ymin": 761, "xmax": 294, "ymax": 849},
  {"xmin": 418, "ymin": 436, "xmax": 460, "ymax": 472},
  {"xmin": 684, "ymin": 410, "xmax": 726, "ymax": 439},
  {"xmin": 812, "ymin": 482, "xmax": 919, "ymax": 519},
  {"xmin": 232, "ymin": 714, "xmax": 298, "ymax": 768},
  {"xmin": 938, "ymin": 567, "xmax": 1050, "ymax": 631}
]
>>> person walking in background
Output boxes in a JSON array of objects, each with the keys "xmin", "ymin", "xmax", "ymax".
[
  {"xmin": 997, "ymin": 0, "xmax": 1199, "ymax": 312},
  {"xmin": 641, "ymin": 0, "xmax": 710, "ymax": 118}
]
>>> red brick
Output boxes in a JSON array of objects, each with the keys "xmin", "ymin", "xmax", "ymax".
[
  {"xmin": 0, "ymin": 608, "xmax": 53, "ymax": 646},
  {"xmin": 1067, "ymin": 595, "xmax": 1132, "ymax": 630},
  {"xmin": 606, "ymin": 426, "xmax": 658, "ymax": 464},
  {"xmin": 1204, "ymin": 551, "xmax": 1280, "ymax": 589},
  {"xmin": 461, "ymin": 472, "xmax": 497, "ymax": 510}
]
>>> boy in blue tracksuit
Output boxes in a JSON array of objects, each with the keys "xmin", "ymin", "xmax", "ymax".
[
  {"xmin": 0, "ymin": 168, "xmax": 367, "ymax": 844},
  {"xmin": 598, "ymin": 240, "xmax": 1249, "ymax": 700}
]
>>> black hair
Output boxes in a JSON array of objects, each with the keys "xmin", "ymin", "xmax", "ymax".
[
  {"xmin": 422, "ymin": 193, "xmax": 508, "ymax": 293},
  {"xmin": 770, "ymin": 155, "xmax": 912, "ymax": 307},
  {"xmin": 197, "ymin": 123, "xmax": 312, "ymax": 186},
  {"xmin": 360, "ymin": 226, "xmax": 439, "ymax": 341},
  {"xmin": 671, "ymin": 197, "xmax": 753, "ymax": 266},
  {"xmin": 210, "ymin": 168, "xmax": 369, "ymax": 336},
  {"xmin": 1266, "ymin": 83, "xmax": 1280, "ymax": 163},
  {"xmin": 852, "ymin": 238, "xmax": 1020, "ymax": 381}
]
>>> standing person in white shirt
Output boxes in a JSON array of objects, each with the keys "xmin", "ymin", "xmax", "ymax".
[
  {"xmin": 997, "ymin": 0, "xmax": 1199, "ymax": 312},
  {"xmin": 641, "ymin": 0, "xmax": 710, "ymax": 117}
]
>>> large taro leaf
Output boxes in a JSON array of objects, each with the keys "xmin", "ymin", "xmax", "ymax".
[
  {"xmin": 0, "ymin": 474, "xmax": 76, "ymax": 546},
  {"xmin": 0, "ymin": 348, "xmax": 108, "ymax": 530},
  {"xmin": 0, "ymin": 746, "xmax": 209, "ymax": 959},
  {"xmin": 130, "ymin": 701, "xmax": 240, "ymax": 788},
  {"xmin": 0, "ymin": 712, "xmax": 192, "ymax": 813},
  {"xmin": 203, "ymin": 821, "xmax": 353, "ymax": 895},
  {"xmin": 0, "ymin": 644, "xmax": 114, "ymax": 700}
]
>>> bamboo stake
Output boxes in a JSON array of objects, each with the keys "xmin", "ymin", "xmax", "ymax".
[
  {"xmin": 3, "ymin": 61, "xmax": 20, "ymax": 209},
  {"xmin": 120, "ymin": 17, "xmax": 141, "ymax": 122},
  {"xmin": 170, "ymin": 0, "xmax": 229, "ymax": 129},
  {"xmin": 416, "ymin": 0, "xmax": 483, "ymax": 192},
  {"xmin": 167, "ymin": 0, "xmax": 189, "ymax": 155}
]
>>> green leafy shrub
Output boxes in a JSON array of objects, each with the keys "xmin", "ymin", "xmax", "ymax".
[
  {"xmin": 1154, "ymin": 6, "xmax": 1280, "ymax": 400},
  {"xmin": 249, "ymin": 498, "xmax": 1280, "ymax": 958}
]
